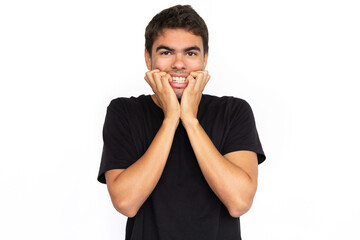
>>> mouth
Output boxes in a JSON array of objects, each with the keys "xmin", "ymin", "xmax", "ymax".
[
  {"xmin": 171, "ymin": 76, "xmax": 187, "ymax": 83},
  {"xmin": 170, "ymin": 76, "xmax": 188, "ymax": 89}
]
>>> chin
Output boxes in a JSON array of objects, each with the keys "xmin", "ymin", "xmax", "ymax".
[
  {"xmin": 173, "ymin": 88, "xmax": 184, "ymax": 99},
  {"xmin": 175, "ymin": 93, "xmax": 182, "ymax": 99}
]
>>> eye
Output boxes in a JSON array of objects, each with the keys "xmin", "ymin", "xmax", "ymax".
[
  {"xmin": 187, "ymin": 52, "xmax": 197, "ymax": 56},
  {"xmin": 160, "ymin": 51, "xmax": 171, "ymax": 56}
]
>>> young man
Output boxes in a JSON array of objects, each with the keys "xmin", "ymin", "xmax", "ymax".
[{"xmin": 98, "ymin": 5, "xmax": 266, "ymax": 240}]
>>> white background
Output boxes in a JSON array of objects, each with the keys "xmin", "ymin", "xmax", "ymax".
[{"xmin": 1, "ymin": 0, "xmax": 359, "ymax": 239}]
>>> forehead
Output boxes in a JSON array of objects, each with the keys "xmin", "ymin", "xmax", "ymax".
[{"xmin": 152, "ymin": 28, "xmax": 203, "ymax": 51}]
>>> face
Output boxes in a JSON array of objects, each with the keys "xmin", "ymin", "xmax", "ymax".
[{"xmin": 145, "ymin": 28, "xmax": 208, "ymax": 98}]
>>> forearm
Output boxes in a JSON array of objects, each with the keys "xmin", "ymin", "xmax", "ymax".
[
  {"xmin": 183, "ymin": 119, "xmax": 257, "ymax": 217},
  {"xmin": 108, "ymin": 118, "xmax": 178, "ymax": 216}
]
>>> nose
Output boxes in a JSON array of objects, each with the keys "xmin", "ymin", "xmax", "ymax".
[{"xmin": 172, "ymin": 53, "xmax": 185, "ymax": 70}]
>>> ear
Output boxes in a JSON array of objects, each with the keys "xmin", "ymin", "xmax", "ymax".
[
  {"xmin": 145, "ymin": 49, "xmax": 152, "ymax": 70},
  {"xmin": 203, "ymin": 52, "xmax": 209, "ymax": 69}
]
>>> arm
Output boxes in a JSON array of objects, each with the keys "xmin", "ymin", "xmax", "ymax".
[
  {"xmin": 105, "ymin": 118, "xmax": 178, "ymax": 217},
  {"xmin": 180, "ymin": 71, "xmax": 258, "ymax": 217},
  {"xmin": 105, "ymin": 69, "xmax": 180, "ymax": 217},
  {"xmin": 183, "ymin": 120, "xmax": 258, "ymax": 218}
]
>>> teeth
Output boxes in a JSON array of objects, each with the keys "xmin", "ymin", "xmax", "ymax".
[{"xmin": 172, "ymin": 77, "xmax": 186, "ymax": 83}]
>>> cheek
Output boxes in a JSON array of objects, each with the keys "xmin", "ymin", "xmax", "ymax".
[
  {"xmin": 185, "ymin": 58, "xmax": 205, "ymax": 70},
  {"xmin": 152, "ymin": 56, "xmax": 205, "ymax": 70},
  {"xmin": 152, "ymin": 57, "xmax": 172, "ymax": 69}
]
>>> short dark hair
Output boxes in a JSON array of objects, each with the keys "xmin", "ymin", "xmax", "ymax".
[{"xmin": 145, "ymin": 5, "xmax": 209, "ymax": 56}]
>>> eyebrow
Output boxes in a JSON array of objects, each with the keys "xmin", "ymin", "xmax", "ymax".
[
  {"xmin": 155, "ymin": 45, "xmax": 201, "ymax": 53},
  {"xmin": 184, "ymin": 46, "xmax": 201, "ymax": 52},
  {"xmin": 156, "ymin": 45, "xmax": 175, "ymax": 52}
]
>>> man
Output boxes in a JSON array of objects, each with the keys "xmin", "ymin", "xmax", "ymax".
[{"xmin": 98, "ymin": 5, "xmax": 266, "ymax": 240}]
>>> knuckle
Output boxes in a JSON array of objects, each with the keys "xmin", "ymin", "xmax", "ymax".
[
  {"xmin": 146, "ymin": 72, "xmax": 152, "ymax": 78},
  {"xmin": 154, "ymin": 73, "xmax": 161, "ymax": 80}
]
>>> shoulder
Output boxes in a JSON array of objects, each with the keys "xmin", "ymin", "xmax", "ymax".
[
  {"xmin": 202, "ymin": 94, "xmax": 251, "ymax": 112},
  {"xmin": 107, "ymin": 95, "xmax": 149, "ymax": 114}
]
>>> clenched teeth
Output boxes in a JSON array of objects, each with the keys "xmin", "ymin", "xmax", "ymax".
[{"xmin": 172, "ymin": 77, "xmax": 186, "ymax": 83}]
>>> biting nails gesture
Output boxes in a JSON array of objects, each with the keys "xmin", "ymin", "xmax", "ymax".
[
  {"xmin": 180, "ymin": 70, "xmax": 210, "ymax": 126},
  {"xmin": 144, "ymin": 69, "xmax": 180, "ymax": 121}
]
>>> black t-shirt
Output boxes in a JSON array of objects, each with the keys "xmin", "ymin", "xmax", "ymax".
[{"xmin": 98, "ymin": 94, "xmax": 266, "ymax": 240}]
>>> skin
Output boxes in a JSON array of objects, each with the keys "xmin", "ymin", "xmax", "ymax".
[{"xmin": 105, "ymin": 28, "xmax": 259, "ymax": 218}]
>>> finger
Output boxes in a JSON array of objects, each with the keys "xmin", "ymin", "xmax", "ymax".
[
  {"xmin": 153, "ymin": 72, "xmax": 164, "ymax": 90},
  {"xmin": 186, "ymin": 75, "xmax": 197, "ymax": 91},
  {"xmin": 190, "ymin": 71, "xmax": 199, "ymax": 78},
  {"xmin": 159, "ymin": 73, "xmax": 169, "ymax": 89},
  {"xmin": 206, "ymin": 73, "xmax": 211, "ymax": 85},
  {"xmin": 194, "ymin": 70, "xmax": 209, "ymax": 91},
  {"xmin": 195, "ymin": 72, "xmax": 205, "ymax": 91},
  {"xmin": 190, "ymin": 71, "xmax": 206, "ymax": 81},
  {"xmin": 145, "ymin": 69, "xmax": 161, "ymax": 90},
  {"xmin": 147, "ymin": 69, "xmax": 160, "ymax": 80},
  {"xmin": 200, "ymin": 71, "xmax": 210, "ymax": 90},
  {"xmin": 145, "ymin": 71, "xmax": 156, "ymax": 89},
  {"xmin": 189, "ymin": 71, "xmax": 205, "ymax": 91}
]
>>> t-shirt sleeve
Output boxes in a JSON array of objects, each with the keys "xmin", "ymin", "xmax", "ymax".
[
  {"xmin": 221, "ymin": 99, "xmax": 266, "ymax": 164},
  {"xmin": 97, "ymin": 99, "xmax": 137, "ymax": 184}
]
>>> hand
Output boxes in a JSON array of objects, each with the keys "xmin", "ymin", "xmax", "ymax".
[
  {"xmin": 145, "ymin": 69, "xmax": 180, "ymax": 121},
  {"xmin": 180, "ymin": 70, "xmax": 210, "ymax": 126}
]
